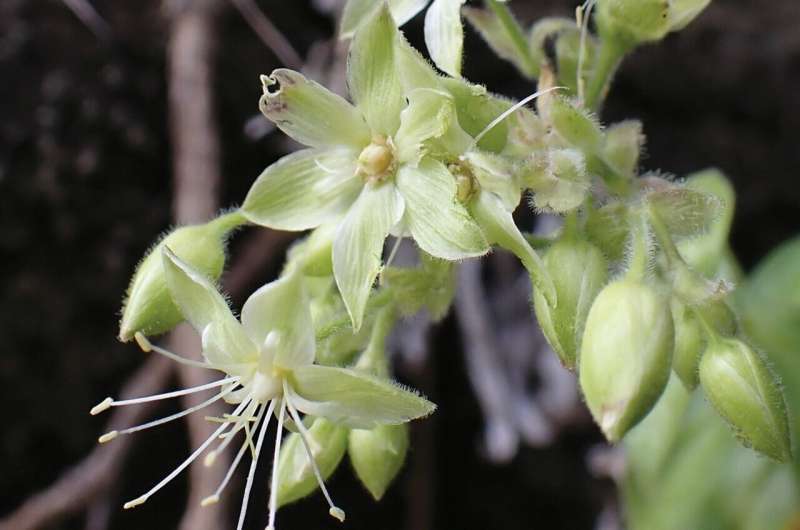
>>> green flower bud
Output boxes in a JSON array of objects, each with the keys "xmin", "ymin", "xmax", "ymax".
[
  {"xmin": 579, "ymin": 280, "xmax": 674, "ymax": 441},
  {"xmin": 603, "ymin": 120, "xmax": 644, "ymax": 179},
  {"xmin": 596, "ymin": 0, "xmax": 672, "ymax": 48},
  {"xmin": 549, "ymin": 97, "xmax": 604, "ymax": 154},
  {"xmin": 530, "ymin": 148, "xmax": 591, "ymax": 213},
  {"xmin": 276, "ymin": 416, "xmax": 349, "ymax": 507},
  {"xmin": 698, "ymin": 337, "xmax": 791, "ymax": 462},
  {"xmin": 533, "ymin": 238, "xmax": 608, "ymax": 369},
  {"xmin": 348, "ymin": 423, "xmax": 409, "ymax": 500},
  {"xmin": 671, "ymin": 298, "xmax": 737, "ymax": 390},
  {"xmin": 118, "ymin": 212, "xmax": 244, "ymax": 342}
]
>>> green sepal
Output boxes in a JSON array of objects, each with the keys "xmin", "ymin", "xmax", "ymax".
[
  {"xmin": 603, "ymin": 120, "xmax": 644, "ymax": 179},
  {"xmin": 383, "ymin": 253, "xmax": 456, "ymax": 321},
  {"xmin": 585, "ymin": 201, "xmax": 630, "ymax": 262},
  {"xmin": 276, "ymin": 416, "xmax": 348, "ymax": 506},
  {"xmin": 549, "ymin": 97, "xmax": 604, "ymax": 154},
  {"xmin": 532, "ymin": 237, "xmax": 608, "ymax": 369},
  {"xmin": 645, "ymin": 181, "xmax": 723, "ymax": 240},
  {"xmin": 119, "ymin": 213, "xmax": 244, "ymax": 341},
  {"xmin": 579, "ymin": 279, "xmax": 674, "ymax": 441},
  {"xmin": 349, "ymin": 423, "xmax": 409, "ymax": 500},
  {"xmin": 441, "ymin": 77, "xmax": 512, "ymax": 153},
  {"xmin": 699, "ymin": 337, "xmax": 791, "ymax": 462}
]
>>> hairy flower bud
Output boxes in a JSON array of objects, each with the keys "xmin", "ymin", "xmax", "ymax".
[
  {"xmin": 533, "ymin": 238, "xmax": 608, "ymax": 369},
  {"xmin": 671, "ymin": 299, "xmax": 736, "ymax": 389},
  {"xmin": 118, "ymin": 212, "xmax": 244, "ymax": 342},
  {"xmin": 276, "ymin": 416, "xmax": 349, "ymax": 507},
  {"xmin": 348, "ymin": 423, "xmax": 409, "ymax": 500},
  {"xmin": 549, "ymin": 97, "xmax": 604, "ymax": 154},
  {"xmin": 699, "ymin": 338, "xmax": 791, "ymax": 462},
  {"xmin": 579, "ymin": 280, "xmax": 674, "ymax": 441},
  {"xmin": 597, "ymin": 0, "xmax": 710, "ymax": 48},
  {"xmin": 530, "ymin": 148, "xmax": 590, "ymax": 213}
]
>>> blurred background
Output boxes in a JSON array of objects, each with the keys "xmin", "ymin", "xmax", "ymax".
[{"xmin": 1, "ymin": 0, "xmax": 799, "ymax": 529}]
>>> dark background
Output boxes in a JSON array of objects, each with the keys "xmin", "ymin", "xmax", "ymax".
[{"xmin": 1, "ymin": 0, "xmax": 798, "ymax": 529}]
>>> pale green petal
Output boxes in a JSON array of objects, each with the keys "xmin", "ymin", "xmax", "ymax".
[
  {"xmin": 289, "ymin": 365, "xmax": 436, "ymax": 428},
  {"xmin": 333, "ymin": 182, "xmax": 404, "ymax": 331},
  {"xmin": 161, "ymin": 247, "xmax": 256, "ymax": 365},
  {"xmin": 396, "ymin": 158, "xmax": 489, "ymax": 260},
  {"xmin": 242, "ymin": 148, "xmax": 361, "ymax": 231},
  {"xmin": 241, "ymin": 272, "xmax": 315, "ymax": 369},
  {"xmin": 424, "ymin": 0, "xmax": 466, "ymax": 77},
  {"xmin": 259, "ymin": 69, "xmax": 370, "ymax": 149},
  {"xmin": 347, "ymin": 4, "xmax": 405, "ymax": 135},
  {"xmin": 394, "ymin": 88, "xmax": 466, "ymax": 164},
  {"xmin": 341, "ymin": 0, "xmax": 431, "ymax": 38},
  {"xmin": 469, "ymin": 191, "xmax": 556, "ymax": 306}
]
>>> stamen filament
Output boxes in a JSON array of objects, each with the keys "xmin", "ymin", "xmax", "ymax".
[
  {"xmin": 92, "ymin": 377, "xmax": 238, "ymax": 415},
  {"xmin": 113, "ymin": 384, "xmax": 237, "ymax": 438},
  {"xmin": 203, "ymin": 404, "xmax": 265, "ymax": 507},
  {"xmin": 206, "ymin": 400, "xmax": 257, "ymax": 467},
  {"xmin": 123, "ymin": 399, "xmax": 249, "ymax": 509},
  {"xmin": 284, "ymin": 386, "xmax": 345, "ymax": 523},
  {"xmin": 266, "ymin": 398, "xmax": 287, "ymax": 530},
  {"xmin": 135, "ymin": 332, "xmax": 214, "ymax": 369},
  {"xmin": 236, "ymin": 399, "xmax": 276, "ymax": 530}
]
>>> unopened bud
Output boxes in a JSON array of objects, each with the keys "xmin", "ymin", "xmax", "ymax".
[
  {"xmin": 118, "ymin": 212, "xmax": 244, "ymax": 342},
  {"xmin": 596, "ymin": 0, "xmax": 671, "ymax": 48},
  {"xmin": 531, "ymin": 148, "xmax": 590, "ymax": 213},
  {"xmin": 276, "ymin": 417, "xmax": 348, "ymax": 507},
  {"xmin": 549, "ymin": 97, "xmax": 604, "ymax": 154},
  {"xmin": 579, "ymin": 280, "xmax": 674, "ymax": 442},
  {"xmin": 348, "ymin": 423, "xmax": 409, "ymax": 500},
  {"xmin": 699, "ymin": 337, "xmax": 791, "ymax": 462},
  {"xmin": 533, "ymin": 238, "xmax": 608, "ymax": 369},
  {"xmin": 603, "ymin": 120, "xmax": 643, "ymax": 179},
  {"xmin": 671, "ymin": 298, "xmax": 736, "ymax": 389}
]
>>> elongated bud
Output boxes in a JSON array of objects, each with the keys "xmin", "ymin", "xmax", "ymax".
[
  {"xmin": 596, "ymin": 0, "xmax": 671, "ymax": 47},
  {"xmin": 348, "ymin": 423, "xmax": 409, "ymax": 500},
  {"xmin": 699, "ymin": 337, "xmax": 791, "ymax": 462},
  {"xmin": 670, "ymin": 298, "xmax": 736, "ymax": 389},
  {"xmin": 118, "ymin": 212, "xmax": 244, "ymax": 342},
  {"xmin": 579, "ymin": 280, "xmax": 674, "ymax": 441},
  {"xmin": 533, "ymin": 238, "xmax": 608, "ymax": 369},
  {"xmin": 276, "ymin": 417, "xmax": 348, "ymax": 507}
]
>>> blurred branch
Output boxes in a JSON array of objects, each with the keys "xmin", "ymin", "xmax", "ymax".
[
  {"xmin": 0, "ymin": 356, "xmax": 173, "ymax": 530},
  {"xmin": 165, "ymin": 1, "xmax": 229, "ymax": 528},
  {"xmin": 60, "ymin": 0, "xmax": 112, "ymax": 41},
  {"xmin": 229, "ymin": 0, "xmax": 303, "ymax": 69}
]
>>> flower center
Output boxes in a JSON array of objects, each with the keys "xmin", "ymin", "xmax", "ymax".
[
  {"xmin": 357, "ymin": 135, "xmax": 395, "ymax": 183},
  {"xmin": 449, "ymin": 161, "xmax": 479, "ymax": 204},
  {"xmin": 250, "ymin": 370, "xmax": 281, "ymax": 403}
]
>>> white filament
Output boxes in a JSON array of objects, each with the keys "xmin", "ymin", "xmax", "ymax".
[
  {"xmin": 96, "ymin": 377, "xmax": 238, "ymax": 414},
  {"xmin": 236, "ymin": 398, "xmax": 276, "ymax": 530},
  {"xmin": 266, "ymin": 399, "xmax": 287, "ymax": 530}
]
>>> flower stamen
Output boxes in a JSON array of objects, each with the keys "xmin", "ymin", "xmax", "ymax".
[
  {"xmin": 91, "ymin": 377, "xmax": 238, "ymax": 416},
  {"xmin": 134, "ymin": 332, "xmax": 214, "ymax": 369},
  {"xmin": 236, "ymin": 398, "xmax": 276, "ymax": 530},
  {"xmin": 266, "ymin": 398, "xmax": 287, "ymax": 530}
]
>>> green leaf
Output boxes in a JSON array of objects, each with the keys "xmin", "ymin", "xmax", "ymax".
[
  {"xmin": 161, "ymin": 247, "xmax": 255, "ymax": 366},
  {"xmin": 276, "ymin": 416, "xmax": 348, "ymax": 506},
  {"xmin": 333, "ymin": 182, "xmax": 404, "ymax": 331},
  {"xmin": 259, "ymin": 69, "xmax": 370, "ymax": 149},
  {"xmin": 348, "ymin": 4, "xmax": 405, "ymax": 136},
  {"xmin": 424, "ymin": 0, "xmax": 466, "ymax": 77},
  {"xmin": 396, "ymin": 158, "xmax": 489, "ymax": 260},
  {"xmin": 394, "ymin": 88, "xmax": 468, "ymax": 164},
  {"xmin": 470, "ymin": 190, "xmax": 556, "ymax": 306},
  {"xmin": 242, "ymin": 148, "xmax": 362, "ymax": 231},
  {"xmin": 462, "ymin": 6, "xmax": 535, "ymax": 78},
  {"xmin": 289, "ymin": 365, "xmax": 436, "ymax": 428},
  {"xmin": 341, "ymin": 0, "xmax": 430, "ymax": 39},
  {"xmin": 241, "ymin": 272, "xmax": 316, "ymax": 370}
]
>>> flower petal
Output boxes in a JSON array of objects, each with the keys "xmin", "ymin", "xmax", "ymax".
[
  {"xmin": 289, "ymin": 365, "xmax": 436, "ymax": 428},
  {"xmin": 259, "ymin": 69, "xmax": 370, "ymax": 149},
  {"xmin": 241, "ymin": 272, "xmax": 315, "ymax": 369},
  {"xmin": 394, "ymin": 88, "xmax": 471, "ymax": 164},
  {"xmin": 242, "ymin": 148, "xmax": 361, "ymax": 231},
  {"xmin": 161, "ymin": 247, "xmax": 255, "ymax": 364},
  {"xmin": 341, "ymin": 0, "xmax": 431, "ymax": 39},
  {"xmin": 396, "ymin": 158, "xmax": 489, "ymax": 260},
  {"xmin": 333, "ymin": 182, "xmax": 404, "ymax": 331},
  {"xmin": 347, "ymin": 3, "xmax": 405, "ymax": 136},
  {"xmin": 424, "ymin": 0, "xmax": 466, "ymax": 77},
  {"xmin": 469, "ymin": 191, "xmax": 556, "ymax": 306}
]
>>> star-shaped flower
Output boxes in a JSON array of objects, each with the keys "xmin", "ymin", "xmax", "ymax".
[
  {"xmin": 241, "ymin": 5, "xmax": 489, "ymax": 331},
  {"xmin": 92, "ymin": 248, "xmax": 434, "ymax": 529}
]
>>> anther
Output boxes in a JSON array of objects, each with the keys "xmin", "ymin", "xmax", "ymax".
[
  {"xmin": 201, "ymin": 494, "xmax": 220, "ymax": 507},
  {"xmin": 123, "ymin": 495, "xmax": 148, "ymax": 509},
  {"xmin": 329, "ymin": 507, "xmax": 346, "ymax": 522},
  {"xmin": 134, "ymin": 332, "xmax": 152, "ymax": 352},
  {"xmin": 99, "ymin": 431, "xmax": 119, "ymax": 443},
  {"xmin": 91, "ymin": 397, "xmax": 113, "ymax": 415}
]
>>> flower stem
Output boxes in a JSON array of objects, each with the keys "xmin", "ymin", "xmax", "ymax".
[{"xmin": 584, "ymin": 37, "xmax": 628, "ymax": 111}]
